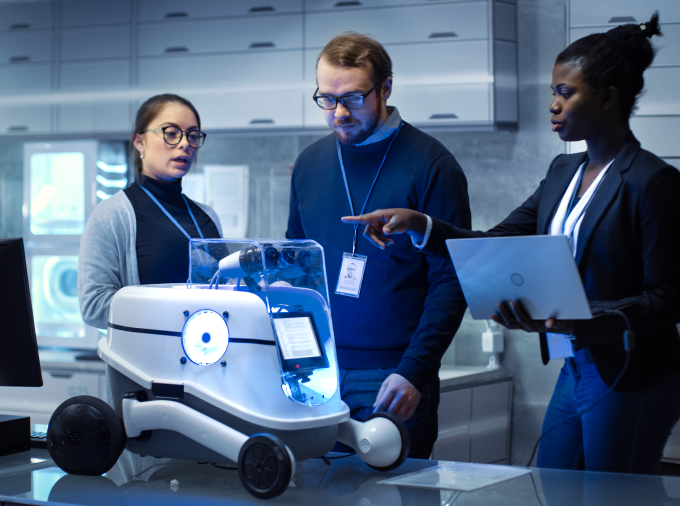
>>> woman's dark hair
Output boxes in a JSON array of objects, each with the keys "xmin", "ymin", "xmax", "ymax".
[
  {"xmin": 130, "ymin": 94, "xmax": 201, "ymax": 183},
  {"xmin": 555, "ymin": 12, "xmax": 662, "ymax": 119}
]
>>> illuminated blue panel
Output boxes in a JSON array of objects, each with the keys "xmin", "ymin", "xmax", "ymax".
[{"xmin": 181, "ymin": 310, "xmax": 229, "ymax": 366}]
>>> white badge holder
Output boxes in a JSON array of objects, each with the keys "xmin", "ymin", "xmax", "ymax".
[{"xmin": 336, "ymin": 252, "xmax": 367, "ymax": 298}]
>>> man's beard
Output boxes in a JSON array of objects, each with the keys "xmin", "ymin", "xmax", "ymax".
[{"xmin": 334, "ymin": 113, "xmax": 382, "ymax": 145}]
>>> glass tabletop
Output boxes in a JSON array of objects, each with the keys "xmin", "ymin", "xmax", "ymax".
[{"xmin": 1, "ymin": 450, "xmax": 680, "ymax": 506}]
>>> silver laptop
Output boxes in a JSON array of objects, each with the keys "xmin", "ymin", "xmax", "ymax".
[{"xmin": 446, "ymin": 235, "xmax": 592, "ymax": 320}]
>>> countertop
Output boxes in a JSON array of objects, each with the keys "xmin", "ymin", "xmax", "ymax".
[
  {"xmin": 37, "ymin": 350, "xmax": 508, "ymax": 388},
  {"xmin": 1, "ymin": 449, "xmax": 679, "ymax": 506}
]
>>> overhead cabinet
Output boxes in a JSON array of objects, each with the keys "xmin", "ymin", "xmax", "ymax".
[
  {"xmin": 0, "ymin": 0, "xmax": 517, "ymax": 135},
  {"xmin": 0, "ymin": 1, "xmax": 52, "ymax": 32},
  {"xmin": 137, "ymin": 15, "xmax": 303, "ymax": 56},
  {"xmin": 567, "ymin": 0, "xmax": 680, "ymax": 165},
  {"xmin": 138, "ymin": 0, "xmax": 303, "ymax": 21}
]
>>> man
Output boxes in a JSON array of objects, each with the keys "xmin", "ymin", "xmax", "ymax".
[{"xmin": 286, "ymin": 32, "xmax": 470, "ymax": 458}]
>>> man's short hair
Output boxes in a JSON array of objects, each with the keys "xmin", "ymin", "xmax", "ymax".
[{"xmin": 318, "ymin": 32, "xmax": 393, "ymax": 86}]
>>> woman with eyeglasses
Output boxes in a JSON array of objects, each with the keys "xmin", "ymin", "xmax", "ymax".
[
  {"xmin": 78, "ymin": 94, "xmax": 221, "ymax": 330},
  {"xmin": 343, "ymin": 14, "xmax": 680, "ymax": 474}
]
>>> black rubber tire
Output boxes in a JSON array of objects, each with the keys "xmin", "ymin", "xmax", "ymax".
[
  {"xmin": 238, "ymin": 433, "xmax": 292, "ymax": 499},
  {"xmin": 363, "ymin": 411, "xmax": 410, "ymax": 472},
  {"xmin": 47, "ymin": 395, "xmax": 126, "ymax": 476}
]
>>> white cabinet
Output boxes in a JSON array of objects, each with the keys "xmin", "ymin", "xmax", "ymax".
[
  {"xmin": 432, "ymin": 388, "xmax": 472, "ymax": 462},
  {"xmin": 0, "ymin": 65, "xmax": 51, "ymax": 94},
  {"xmin": 186, "ymin": 91, "xmax": 303, "ymax": 130},
  {"xmin": 0, "ymin": 31, "xmax": 52, "ymax": 64},
  {"xmin": 306, "ymin": 0, "xmax": 506, "ymax": 12},
  {"xmin": 138, "ymin": 15, "xmax": 303, "ymax": 56},
  {"xmin": 0, "ymin": 105, "xmax": 51, "ymax": 134},
  {"xmin": 630, "ymin": 116, "xmax": 680, "ymax": 158},
  {"xmin": 138, "ymin": 0, "xmax": 303, "ymax": 22},
  {"xmin": 569, "ymin": 0, "xmax": 680, "ymax": 27},
  {"xmin": 0, "ymin": 1, "xmax": 52, "ymax": 32},
  {"xmin": 433, "ymin": 376, "xmax": 513, "ymax": 464},
  {"xmin": 568, "ymin": 0, "xmax": 680, "ymax": 165},
  {"xmin": 61, "ymin": 26, "xmax": 131, "ymax": 61},
  {"xmin": 138, "ymin": 51, "xmax": 302, "ymax": 90},
  {"xmin": 58, "ymin": 61, "xmax": 132, "ymax": 134},
  {"xmin": 61, "ymin": 0, "xmax": 131, "ymax": 27},
  {"xmin": 59, "ymin": 102, "xmax": 132, "ymax": 134},
  {"xmin": 305, "ymin": 2, "xmax": 489, "ymax": 48},
  {"xmin": 570, "ymin": 24, "xmax": 680, "ymax": 67},
  {"xmin": 0, "ymin": 368, "xmax": 104, "ymax": 426},
  {"xmin": 59, "ymin": 61, "xmax": 130, "ymax": 91},
  {"xmin": 393, "ymin": 84, "xmax": 492, "ymax": 124}
]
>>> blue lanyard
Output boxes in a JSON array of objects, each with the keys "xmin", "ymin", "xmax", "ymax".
[
  {"xmin": 337, "ymin": 121, "xmax": 403, "ymax": 253},
  {"xmin": 138, "ymin": 183, "xmax": 204, "ymax": 241}
]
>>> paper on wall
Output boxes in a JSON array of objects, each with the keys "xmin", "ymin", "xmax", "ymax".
[{"xmin": 203, "ymin": 165, "xmax": 249, "ymax": 238}]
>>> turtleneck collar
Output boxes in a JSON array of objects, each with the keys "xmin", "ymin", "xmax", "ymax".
[
  {"xmin": 138, "ymin": 174, "xmax": 183, "ymax": 200},
  {"xmin": 355, "ymin": 106, "xmax": 401, "ymax": 146}
]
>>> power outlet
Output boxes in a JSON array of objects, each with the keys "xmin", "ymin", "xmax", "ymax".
[{"xmin": 482, "ymin": 321, "xmax": 504, "ymax": 353}]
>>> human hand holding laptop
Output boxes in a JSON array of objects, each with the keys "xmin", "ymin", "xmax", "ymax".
[{"xmin": 492, "ymin": 299, "xmax": 574, "ymax": 335}]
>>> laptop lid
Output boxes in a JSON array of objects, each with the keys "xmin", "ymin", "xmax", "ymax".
[{"xmin": 446, "ymin": 235, "xmax": 592, "ymax": 321}]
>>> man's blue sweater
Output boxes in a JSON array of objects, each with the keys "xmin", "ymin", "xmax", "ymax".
[{"xmin": 286, "ymin": 122, "xmax": 470, "ymax": 391}]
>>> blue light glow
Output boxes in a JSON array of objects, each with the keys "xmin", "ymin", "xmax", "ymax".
[{"xmin": 181, "ymin": 310, "xmax": 229, "ymax": 366}]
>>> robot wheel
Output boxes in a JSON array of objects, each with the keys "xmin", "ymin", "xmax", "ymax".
[
  {"xmin": 363, "ymin": 411, "xmax": 410, "ymax": 472},
  {"xmin": 47, "ymin": 395, "xmax": 126, "ymax": 476},
  {"xmin": 237, "ymin": 433, "xmax": 293, "ymax": 499}
]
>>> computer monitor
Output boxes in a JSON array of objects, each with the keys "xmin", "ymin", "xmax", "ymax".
[{"xmin": 0, "ymin": 238, "xmax": 42, "ymax": 387}]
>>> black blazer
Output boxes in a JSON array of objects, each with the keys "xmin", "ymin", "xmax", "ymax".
[{"xmin": 425, "ymin": 133, "xmax": 680, "ymax": 390}]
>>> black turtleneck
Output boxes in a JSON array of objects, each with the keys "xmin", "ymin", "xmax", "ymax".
[{"xmin": 124, "ymin": 175, "xmax": 221, "ymax": 284}]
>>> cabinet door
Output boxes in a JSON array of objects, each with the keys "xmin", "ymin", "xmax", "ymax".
[
  {"xmin": 304, "ymin": 40, "xmax": 491, "ymax": 86},
  {"xmin": 432, "ymin": 388, "xmax": 472, "ymax": 462},
  {"xmin": 630, "ymin": 116, "xmax": 680, "ymax": 158},
  {"xmin": 60, "ymin": 61, "xmax": 130, "ymax": 91},
  {"xmin": 59, "ymin": 102, "xmax": 132, "ymax": 133},
  {"xmin": 0, "ymin": 104, "xmax": 51, "ymax": 134},
  {"xmin": 570, "ymin": 0, "xmax": 680, "ymax": 27},
  {"xmin": 186, "ymin": 91, "xmax": 303, "ymax": 129},
  {"xmin": 0, "ymin": 1, "xmax": 52, "ymax": 32},
  {"xmin": 138, "ymin": 0, "xmax": 302, "ymax": 22},
  {"xmin": 138, "ymin": 14, "xmax": 302, "ymax": 56},
  {"xmin": 61, "ymin": 26, "xmax": 130, "ymax": 61},
  {"xmin": 470, "ymin": 381, "xmax": 511, "ymax": 464},
  {"xmin": 569, "ymin": 25, "xmax": 680, "ymax": 66},
  {"xmin": 0, "ymin": 370, "xmax": 101, "ymax": 417},
  {"xmin": 306, "ymin": 0, "xmax": 495, "ymax": 12},
  {"xmin": 62, "ymin": 0, "xmax": 131, "ymax": 27},
  {"xmin": 394, "ymin": 84, "xmax": 492, "ymax": 125},
  {"xmin": 305, "ymin": 2, "xmax": 488, "ymax": 48},
  {"xmin": 0, "ymin": 31, "xmax": 52, "ymax": 64},
  {"xmin": 636, "ymin": 67, "xmax": 680, "ymax": 116},
  {"xmin": 0, "ymin": 65, "xmax": 51, "ymax": 94},
  {"xmin": 138, "ymin": 51, "xmax": 303, "ymax": 89}
]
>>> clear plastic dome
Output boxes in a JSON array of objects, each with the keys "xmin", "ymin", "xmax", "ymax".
[{"xmin": 188, "ymin": 239, "xmax": 337, "ymax": 407}]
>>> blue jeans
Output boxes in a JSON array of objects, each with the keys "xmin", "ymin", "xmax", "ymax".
[
  {"xmin": 332, "ymin": 367, "xmax": 439, "ymax": 459},
  {"xmin": 537, "ymin": 348, "xmax": 680, "ymax": 473}
]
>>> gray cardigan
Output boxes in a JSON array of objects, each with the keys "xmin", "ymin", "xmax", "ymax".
[{"xmin": 77, "ymin": 190, "xmax": 223, "ymax": 329}]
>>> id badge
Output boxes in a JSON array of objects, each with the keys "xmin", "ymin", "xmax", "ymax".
[{"xmin": 336, "ymin": 252, "xmax": 367, "ymax": 298}]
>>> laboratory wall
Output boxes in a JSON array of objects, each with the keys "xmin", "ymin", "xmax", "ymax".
[{"xmin": 0, "ymin": 0, "xmax": 565, "ymax": 465}]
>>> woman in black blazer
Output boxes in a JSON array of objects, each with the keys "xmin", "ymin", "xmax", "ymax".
[{"xmin": 343, "ymin": 13, "xmax": 680, "ymax": 474}]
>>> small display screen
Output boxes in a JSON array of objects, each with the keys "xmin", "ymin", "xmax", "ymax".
[{"xmin": 274, "ymin": 316, "xmax": 322, "ymax": 360}]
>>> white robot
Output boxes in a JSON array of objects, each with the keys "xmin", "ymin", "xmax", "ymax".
[{"xmin": 47, "ymin": 239, "xmax": 409, "ymax": 499}]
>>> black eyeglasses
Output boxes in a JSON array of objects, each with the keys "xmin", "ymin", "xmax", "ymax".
[
  {"xmin": 144, "ymin": 126, "xmax": 207, "ymax": 148},
  {"xmin": 313, "ymin": 82, "xmax": 380, "ymax": 110}
]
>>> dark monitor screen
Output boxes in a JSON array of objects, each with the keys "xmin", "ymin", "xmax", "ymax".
[{"xmin": 0, "ymin": 238, "xmax": 42, "ymax": 387}]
